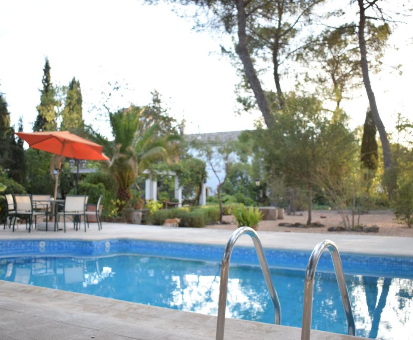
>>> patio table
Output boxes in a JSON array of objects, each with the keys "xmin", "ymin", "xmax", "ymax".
[{"xmin": 32, "ymin": 198, "xmax": 64, "ymax": 231}]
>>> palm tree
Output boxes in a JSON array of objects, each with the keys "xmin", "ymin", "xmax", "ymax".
[{"xmin": 88, "ymin": 106, "xmax": 180, "ymax": 204}]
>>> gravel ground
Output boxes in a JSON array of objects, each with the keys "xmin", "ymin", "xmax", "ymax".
[{"xmin": 204, "ymin": 209, "xmax": 413, "ymax": 237}]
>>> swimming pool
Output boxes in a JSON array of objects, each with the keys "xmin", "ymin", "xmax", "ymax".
[{"xmin": 0, "ymin": 239, "xmax": 412, "ymax": 340}]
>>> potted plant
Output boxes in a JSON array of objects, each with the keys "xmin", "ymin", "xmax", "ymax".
[{"xmin": 233, "ymin": 205, "xmax": 263, "ymax": 230}]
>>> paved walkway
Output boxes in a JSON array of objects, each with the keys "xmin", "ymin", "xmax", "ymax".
[
  {"xmin": 0, "ymin": 281, "xmax": 362, "ymax": 340},
  {"xmin": 1, "ymin": 222, "xmax": 413, "ymax": 257}
]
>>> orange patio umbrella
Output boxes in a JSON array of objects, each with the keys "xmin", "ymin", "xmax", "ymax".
[{"xmin": 15, "ymin": 131, "xmax": 109, "ymax": 201}]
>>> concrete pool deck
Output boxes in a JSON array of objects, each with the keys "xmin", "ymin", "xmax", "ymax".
[
  {"xmin": 1, "ymin": 222, "xmax": 411, "ymax": 340},
  {"xmin": 1, "ymin": 222, "xmax": 412, "ymax": 257}
]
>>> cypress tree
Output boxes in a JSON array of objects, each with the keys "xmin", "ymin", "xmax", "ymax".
[
  {"xmin": 8, "ymin": 117, "xmax": 26, "ymax": 184},
  {"xmin": 0, "ymin": 91, "xmax": 10, "ymax": 136},
  {"xmin": 61, "ymin": 77, "xmax": 83, "ymax": 132},
  {"xmin": 361, "ymin": 108, "xmax": 379, "ymax": 172},
  {"xmin": 33, "ymin": 58, "xmax": 58, "ymax": 131},
  {"xmin": 0, "ymin": 91, "xmax": 11, "ymax": 170}
]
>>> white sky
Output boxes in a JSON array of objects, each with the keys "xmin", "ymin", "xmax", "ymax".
[{"xmin": 0, "ymin": 0, "xmax": 412, "ymax": 137}]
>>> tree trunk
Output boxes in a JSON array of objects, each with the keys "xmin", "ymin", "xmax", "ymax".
[
  {"xmin": 235, "ymin": 0, "xmax": 275, "ymax": 128},
  {"xmin": 217, "ymin": 183, "xmax": 224, "ymax": 223},
  {"xmin": 306, "ymin": 185, "xmax": 312, "ymax": 225},
  {"xmin": 357, "ymin": 0, "xmax": 392, "ymax": 171},
  {"xmin": 273, "ymin": 41, "xmax": 285, "ymax": 109}
]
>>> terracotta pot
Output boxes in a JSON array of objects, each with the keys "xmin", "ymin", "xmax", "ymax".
[{"xmin": 86, "ymin": 205, "xmax": 103, "ymax": 222}]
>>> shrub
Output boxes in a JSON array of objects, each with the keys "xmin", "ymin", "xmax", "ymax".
[
  {"xmin": 194, "ymin": 206, "xmax": 220, "ymax": 224},
  {"xmin": 150, "ymin": 208, "xmax": 187, "ymax": 225},
  {"xmin": 223, "ymin": 203, "xmax": 244, "ymax": 215},
  {"xmin": 206, "ymin": 196, "xmax": 219, "ymax": 203},
  {"xmin": 233, "ymin": 205, "xmax": 263, "ymax": 229},
  {"xmin": 393, "ymin": 179, "xmax": 413, "ymax": 228},
  {"xmin": 145, "ymin": 200, "xmax": 163, "ymax": 215},
  {"xmin": 0, "ymin": 172, "xmax": 26, "ymax": 223},
  {"xmin": 70, "ymin": 182, "xmax": 106, "ymax": 204},
  {"xmin": 234, "ymin": 193, "xmax": 256, "ymax": 206},
  {"xmin": 180, "ymin": 210, "xmax": 205, "ymax": 228}
]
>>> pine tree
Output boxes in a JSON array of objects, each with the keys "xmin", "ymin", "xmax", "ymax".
[
  {"xmin": 33, "ymin": 58, "xmax": 59, "ymax": 131},
  {"xmin": 61, "ymin": 77, "xmax": 83, "ymax": 132},
  {"xmin": 361, "ymin": 108, "xmax": 379, "ymax": 172}
]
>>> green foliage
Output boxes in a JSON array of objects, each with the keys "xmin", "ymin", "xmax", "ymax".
[
  {"xmin": 393, "ymin": 179, "xmax": 413, "ymax": 228},
  {"xmin": 171, "ymin": 157, "xmax": 207, "ymax": 199},
  {"xmin": 87, "ymin": 103, "xmax": 180, "ymax": 205},
  {"xmin": 194, "ymin": 206, "xmax": 220, "ymax": 224},
  {"xmin": 24, "ymin": 149, "xmax": 55, "ymax": 195},
  {"xmin": 69, "ymin": 182, "xmax": 105, "ymax": 204},
  {"xmin": 361, "ymin": 109, "xmax": 378, "ymax": 171},
  {"xmin": 233, "ymin": 205, "xmax": 263, "ymax": 229},
  {"xmin": 0, "ymin": 169, "xmax": 26, "ymax": 222},
  {"xmin": 34, "ymin": 58, "xmax": 59, "ymax": 132},
  {"xmin": 61, "ymin": 77, "xmax": 83, "ymax": 132},
  {"xmin": 150, "ymin": 207, "xmax": 189, "ymax": 225},
  {"xmin": 179, "ymin": 210, "xmax": 205, "ymax": 228},
  {"xmin": 150, "ymin": 206, "xmax": 218, "ymax": 227},
  {"xmin": 145, "ymin": 200, "xmax": 163, "ymax": 215},
  {"xmin": 59, "ymin": 168, "xmax": 75, "ymax": 198},
  {"xmin": 0, "ymin": 94, "xmax": 26, "ymax": 186}
]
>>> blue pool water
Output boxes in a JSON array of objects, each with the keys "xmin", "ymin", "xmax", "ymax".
[{"xmin": 0, "ymin": 239, "xmax": 412, "ymax": 340}]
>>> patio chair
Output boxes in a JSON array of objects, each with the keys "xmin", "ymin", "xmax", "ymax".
[
  {"xmin": 32, "ymin": 195, "xmax": 52, "ymax": 231},
  {"xmin": 85, "ymin": 195, "xmax": 103, "ymax": 231},
  {"xmin": 57, "ymin": 195, "xmax": 88, "ymax": 233},
  {"xmin": 13, "ymin": 194, "xmax": 48, "ymax": 232},
  {"xmin": 3, "ymin": 194, "xmax": 16, "ymax": 229}
]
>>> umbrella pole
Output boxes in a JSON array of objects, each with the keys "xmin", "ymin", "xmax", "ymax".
[
  {"xmin": 53, "ymin": 156, "xmax": 62, "ymax": 202},
  {"xmin": 76, "ymin": 160, "xmax": 80, "ymax": 195},
  {"xmin": 53, "ymin": 143, "xmax": 66, "ymax": 202}
]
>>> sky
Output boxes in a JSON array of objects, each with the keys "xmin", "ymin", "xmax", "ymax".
[{"xmin": 0, "ymin": 0, "xmax": 412, "ymax": 138}]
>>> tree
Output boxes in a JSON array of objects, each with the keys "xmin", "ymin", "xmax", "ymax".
[
  {"xmin": 0, "ymin": 91, "xmax": 11, "ymax": 170},
  {"xmin": 360, "ymin": 108, "xmax": 378, "ymax": 190},
  {"xmin": 301, "ymin": 26, "xmax": 362, "ymax": 110},
  {"xmin": 33, "ymin": 58, "xmax": 59, "ymax": 131},
  {"xmin": 88, "ymin": 106, "xmax": 180, "ymax": 205},
  {"xmin": 256, "ymin": 93, "xmax": 356, "ymax": 225},
  {"xmin": 61, "ymin": 77, "xmax": 83, "ymax": 132},
  {"xmin": 7, "ymin": 117, "xmax": 26, "ymax": 185},
  {"xmin": 356, "ymin": 0, "xmax": 392, "ymax": 176}
]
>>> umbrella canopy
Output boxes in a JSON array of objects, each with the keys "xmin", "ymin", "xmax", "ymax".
[
  {"xmin": 16, "ymin": 131, "xmax": 109, "ymax": 200},
  {"xmin": 15, "ymin": 131, "xmax": 109, "ymax": 161}
]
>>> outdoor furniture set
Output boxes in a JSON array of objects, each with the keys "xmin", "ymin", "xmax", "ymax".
[{"xmin": 3, "ymin": 194, "xmax": 103, "ymax": 233}]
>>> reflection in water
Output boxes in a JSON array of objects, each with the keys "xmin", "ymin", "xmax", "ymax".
[{"xmin": 0, "ymin": 255, "xmax": 412, "ymax": 340}]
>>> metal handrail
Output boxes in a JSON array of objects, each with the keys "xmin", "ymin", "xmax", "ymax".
[
  {"xmin": 216, "ymin": 227, "xmax": 281, "ymax": 340},
  {"xmin": 301, "ymin": 240, "xmax": 355, "ymax": 340}
]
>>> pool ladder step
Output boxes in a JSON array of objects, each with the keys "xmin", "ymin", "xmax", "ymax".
[{"xmin": 216, "ymin": 227, "xmax": 355, "ymax": 340}]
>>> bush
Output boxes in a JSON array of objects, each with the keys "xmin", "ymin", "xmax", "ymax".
[
  {"xmin": 393, "ymin": 179, "xmax": 413, "ymax": 228},
  {"xmin": 233, "ymin": 205, "xmax": 263, "ymax": 229},
  {"xmin": 0, "ymin": 172, "xmax": 26, "ymax": 223},
  {"xmin": 194, "ymin": 206, "xmax": 220, "ymax": 224},
  {"xmin": 223, "ymin": 203, "xmax": 244, "ymax": 215},
  {"xmin": 145, "ymin": 200, "xmax": 164, "ymax": 215},
  {"xmin": 150, "ymin": 208, "xmax": 188, "ymax": 225},
  {"xmin": 69, "ymin": 182, "xmax": 106, "ymax": 204},
  {"xmin": 206, "ymin": 196, "xmax": 219, "ymax": 203},
  {"xmin": 180, "ymin": 210, "xmax": 205, "ymax": 228}
]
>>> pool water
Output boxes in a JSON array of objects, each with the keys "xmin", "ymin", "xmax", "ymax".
[{"xmin": 0, "ymin": 254, "xmax": 412, "ymax": 340}]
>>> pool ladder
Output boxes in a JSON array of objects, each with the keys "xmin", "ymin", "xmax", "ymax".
[{"xmin": 216, "ymin": 227, "xmax": 355, "ymax": 340}]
